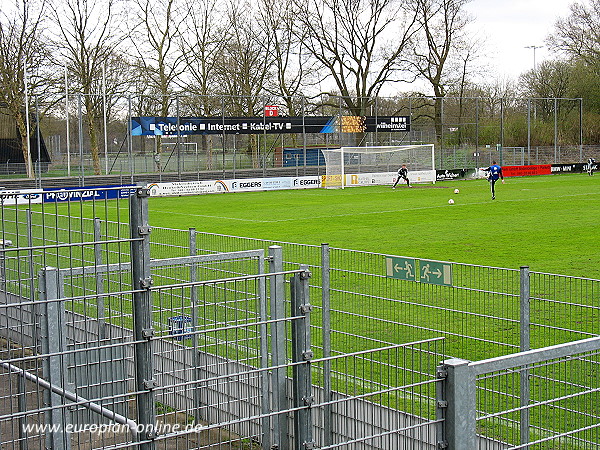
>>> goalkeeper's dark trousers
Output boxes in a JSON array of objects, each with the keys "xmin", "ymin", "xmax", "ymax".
[
  {"xmin": 490, "ymin": 179, "xmax": 498, "ymax": 198},
  {"xmin": 393, "ymin": 176, "xmax": 410, "ymax": 188}
]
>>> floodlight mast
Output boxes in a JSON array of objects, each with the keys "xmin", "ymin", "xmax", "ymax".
[{"xmin": 525, "ymin": 45, "xmax": 543, "ymax": 72}]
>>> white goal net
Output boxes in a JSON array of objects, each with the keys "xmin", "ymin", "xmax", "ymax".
[{"xmin": 321, "ymin": 144, "xmax": 435, "ymax": 188}]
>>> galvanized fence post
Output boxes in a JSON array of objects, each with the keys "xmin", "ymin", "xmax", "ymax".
[
  {"xmin": 94, "ymin": 218, "xmax": 106, "ymax": 340},
  {"xmin": 321, "ymin": 243, "xmax": 333, "ymax": 447},
  {"xmin": 291, "ymin": 265, "xmax": 314, "ymax": 449},
  {"xmin": 189, "ymin": 228, "xmax": 202, "ymax": 426},
  {"xmin": 520, "ymin": 266, "xmax": 531, "ymax": 447},
  {"xmin": 39, "ymin": 266, "xmax": 71, "ymax": 450},
  {"xmin": 520, "ymin": 266, "xmax": 531, "ymax": 352},
  {"xmin": 435, "ymin": 364, "xmax": 445, "ymax": 450},
  {"xmin": 77, "ymin": 94, "xmax": 86, "ymax": 186},
  {"xmin": 0, "ymin": 240, "xmax": 6, "ymax": 291},
  {"xmin": 18, "ymin": 373, "xmax": 28, "ymax": 449},
  {"xmin": 26, "ymin": 210, "xmax": 36, "ymax": 327},
  {"xmin": 258, "ymin": 248, "xmax": 271, "ymax": 449},
  {"xmin": 437, "ymin": 358, "xmax": 476, "ymax": 450},
  {"xmin": 269, "ymin": 245, "xmax": 288, "ymax": 450},
  {"xmin": 129, "ymin": 187, "xmax": 157, "ymax": 449}
]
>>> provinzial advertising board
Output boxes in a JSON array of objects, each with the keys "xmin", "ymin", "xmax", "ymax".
[{"xmin": 43, "ymin": 185, "xmax": 136, "ymax": 203}]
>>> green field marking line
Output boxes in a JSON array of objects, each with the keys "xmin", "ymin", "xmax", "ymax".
[
  {"xmin": 147, "ymin": 211, "xmax": 264, "ymax": 222},
  {"xmin": 149, "ymin": 189, "xmax": 599, "ymax": 225}
]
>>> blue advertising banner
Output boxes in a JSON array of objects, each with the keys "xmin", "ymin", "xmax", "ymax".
[
  {"xmin": 43, "ymin": 185, "xmax": 137, "ymax": 203},
  {"xmin": 131, "ymin": 116, "xmax": 410, "ymax": 136}
]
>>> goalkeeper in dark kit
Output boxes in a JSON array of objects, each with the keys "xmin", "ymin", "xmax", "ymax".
[{"xmin": 392, "ymin": 164, "xmax": 411, "ymax": 188}]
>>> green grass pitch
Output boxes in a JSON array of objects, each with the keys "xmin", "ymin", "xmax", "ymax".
[
  {"xmin": 9, "ymin": 173, "xmax": 596, "ymax": 441},
  {"xmin": 148, "ymin": 173, "xmax": 600, "ymax": 278}
]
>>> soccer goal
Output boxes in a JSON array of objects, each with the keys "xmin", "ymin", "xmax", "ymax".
[{"xmin": 321, "ymin": 144, "xmax": 435, "ymax": 188}]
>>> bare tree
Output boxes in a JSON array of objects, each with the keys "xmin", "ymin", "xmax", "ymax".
[
  {"xmin": 212, "ymin": 0, "xmax": 274, "ymax": 167},
  {"xmin": 129, "ymin": 0, "xmax": 186, "ymax": 117},
  {"xmin": 50, "ymin": 0, "xmax": 122, "ymax": 175},
  {"xmin": 411, "ymin": 0, "xmax": 472, "ymax": 142},
  {"xmin": 295, "ymin": 0, "xmax": 421, "ymax": 118},
  {"xmin": 453, "ymin": 37, "xmax": 485, "ymax": 145},
  {"xmin": 180, "ymin": 0, "xmax": 226, "ymax": 104},
  {"xmin": 127, "ymin": 0, "xmax": 187, "ymax": 162},
  {"xmin": 0, "ymin": 0, "xmax": 48, "ymax": 178},
  {"xmin": 214, "ymin": 1, "xmax": 273, "ymax": 114},
  {"xmin": 519, "ymin": 60, "xmax": 573, "ymax": 119},
  {"xmin": 179, "ymin": 0, "xmax": 228, "ymax": 169},
  {"xmin": 548, "ymin": 0, "xmax": 600, "ymax": 70},
  {"xmin": 255, "ymin": 0, "xmax": 315, "ymax": 115}
]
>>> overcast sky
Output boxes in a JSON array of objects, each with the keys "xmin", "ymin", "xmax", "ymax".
[{"xmin": 464, "ymin": 0, "xmax": 575, "ymax": 81}]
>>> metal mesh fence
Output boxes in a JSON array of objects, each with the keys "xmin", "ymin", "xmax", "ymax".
[
  {"xmin": 530, "ymin": 271, "xmax": 600, "ymax": 348},
  {"xmin": 150, "ymin": 229, "xmax": 599, "ymax": 359},
  {"xmin": 472, "ymin": 342, "xmax": 600, "ymax": 449},
  {"xmin": 327, "ymin": 249, "xmax": 522, "ymax": 361},
  {"xmin": 312, "ymin": 339, "xmax": 445, "ymax": 449},
  {"xmin": 1, "ymin": 193, "xmax": 449, "ymax": 449},
  {"xmin": 1, "ymin": 194, "xmax": 599, "ymax": 449},
  {"xmin": 0, "ymin": 190, "xmax": 136, "ymax": 449}
]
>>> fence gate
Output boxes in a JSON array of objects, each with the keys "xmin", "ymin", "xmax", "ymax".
[{"xmin": 3, "ymin": 245, "xmax": 318, "ymax": 448}]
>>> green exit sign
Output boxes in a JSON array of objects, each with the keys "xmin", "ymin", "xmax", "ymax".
[
  {"xmin": 386, "ymin": 257, "xmax": 453, "ymax": 286},
  {"xmin": 419, "ymin": 260, "xmax": 453, "ymax": 286},
  {"xmin": 385, "ymin": 257, "xmax": 416, "ymax": 281}
]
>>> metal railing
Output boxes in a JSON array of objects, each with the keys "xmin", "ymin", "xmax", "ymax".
[{"xmin": 437, "ymin": 335, "xmax": 600, "ymax": 449}]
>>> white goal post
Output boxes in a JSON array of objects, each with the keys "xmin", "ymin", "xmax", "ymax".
[{"xmin": 321, "ymin": 144, "xmax": 436, "ymax": 188}]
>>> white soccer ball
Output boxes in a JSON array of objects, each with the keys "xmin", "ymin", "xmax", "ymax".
[
  {"xmin": 448, "ymin": 199, "xmax": 455, "ymax": 205},
  {"xmin": 454, "ymin": 188, "xmax": 460, "ymax": 194}
]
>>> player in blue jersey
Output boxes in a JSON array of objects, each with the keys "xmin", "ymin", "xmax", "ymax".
[{"xmin": 486, "ymin": 161, "xmax": 504, "ymax": 200}]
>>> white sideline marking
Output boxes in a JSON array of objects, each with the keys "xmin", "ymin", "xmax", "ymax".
[
  {"xmin": 150, "ymin": 190, "xmax": 599, "ymax": 224},
  {"xmin": 148, "ymin": 212, "xmax": 263, "ymax": 222}
]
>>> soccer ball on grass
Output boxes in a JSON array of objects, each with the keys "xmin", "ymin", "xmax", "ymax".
[
  {"xmin": 448, "ymin": 199, "xmax": 455, "ymax": 205},
  {"xmin": 454, "ymin": 188, "xmax": 460, "ymax": 194}
]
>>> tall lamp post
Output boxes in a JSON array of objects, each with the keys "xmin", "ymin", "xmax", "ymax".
[
  {"xmin": 525, "ymin": 45, "xmax": 543, "ymax": 72},
  {"xmin": 525, "ymin": 45, "xmax": 544, "ymax": 121}
]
